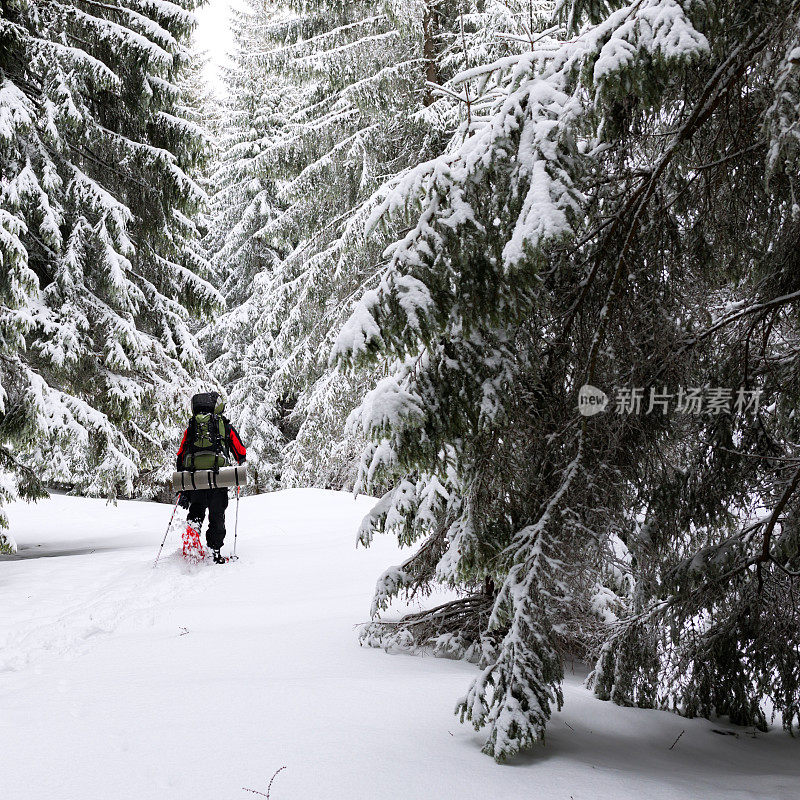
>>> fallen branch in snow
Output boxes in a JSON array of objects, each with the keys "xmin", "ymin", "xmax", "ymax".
[
  {"xmin": 242, "ymin": 766, "xmax": 287, "ymax": 798},
  {"xmin": 359, "ymin": 594, "xmax": 497, "ymax": 661}
]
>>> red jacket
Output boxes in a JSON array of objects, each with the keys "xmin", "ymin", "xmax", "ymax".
[{"xmin": 176, "ymin": 416, "xmax": 246, "ymax": 471}]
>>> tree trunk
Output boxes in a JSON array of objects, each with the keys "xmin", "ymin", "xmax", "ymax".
[{"xmin": 423, "ymin": 3, "xmax": 440, "ymax": 106}]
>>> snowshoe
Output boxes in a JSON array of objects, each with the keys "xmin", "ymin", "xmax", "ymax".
[
  {"xmin": 182, "ymin": 524, "xmax": 206, "ymax": 564},
  {"xmin": 211, "ymin": 549, "xmax": 227, "ymax": 564}
]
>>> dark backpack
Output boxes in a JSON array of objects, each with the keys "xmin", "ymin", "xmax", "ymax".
[{"xmin": 183, "ymin": 393, "xmax": 230, "ymax": 472}]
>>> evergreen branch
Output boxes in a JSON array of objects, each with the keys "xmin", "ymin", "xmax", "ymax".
[
  {"xmin": 691, "ymin": 140, "xmax": 765, "ymax": 172},
  {"xmin": 757, "ymin": 463, "xmax": 800, "ymax": 590},
  {"xmin": 292, "ymin": 30, "xmax": 400, "ymax": 66},
  {"xmin": 0, "ymin": 446, "xmax": 43, "ymax": 486},
  {"xmin": 571, "ymin": 24, "xmax": 774, "ymax": 357},
  {"xmin": 244, "ymin": 14, "xmax": 388, "ymax": 58},
  {"xmin": 619, "ymin": 470, "xmax": 799, "ymax": 629},
  {"xmin": 679, "ymin": 288, "xmax": 800, "ymax": 351}
]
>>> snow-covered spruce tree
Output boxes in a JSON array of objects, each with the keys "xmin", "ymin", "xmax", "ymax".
[
  {"xmin": 335, "ymin": 0, "xmax": 800, "ymax": 760},
  {"xmin": 0, "ymin": 0, "xmax": 219, "ymax": 521},
  {"xmin": 202, "ymin": 0, "xmax": 299, "ymax": 492},
  {"xmin": 208, "ymin": 0, "xmax": 535, "ymax": 490},
  {"xmin": 270, "ymin": 0, "xmax": 465, "ymax": 490},
  {"xmin": 206, "ymin": 0, "xmax": 448, "ymax": 491}
]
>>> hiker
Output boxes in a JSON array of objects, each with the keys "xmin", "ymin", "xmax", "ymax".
[{"xmin": 176, "ymin": 392, "xmax": 246, "ymax": 563}]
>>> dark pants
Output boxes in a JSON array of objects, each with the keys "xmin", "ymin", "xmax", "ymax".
[{"xmin": 186, "ymin": 488, "xmax": 229, "ymax": 550}]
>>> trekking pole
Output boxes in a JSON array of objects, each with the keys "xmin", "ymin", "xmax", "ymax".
[
  {"xmin": 231, "ymin": 485, "xmax": 240, "ymax": 561},
  {"xmin": 154, "ymin": 493, "xmax": 182, "ymax": 568}
]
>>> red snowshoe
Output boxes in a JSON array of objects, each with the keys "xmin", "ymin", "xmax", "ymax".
[{"xmin": 182, "ymin": 524, "xmax": 206, "ymax": 564}]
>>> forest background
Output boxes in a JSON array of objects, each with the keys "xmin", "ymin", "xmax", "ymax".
[{"xmin": 1, "ymin": 0, "xmax": 799, "ymax": 761}]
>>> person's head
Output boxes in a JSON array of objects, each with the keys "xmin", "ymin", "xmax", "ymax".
[{"xmin": 191, "ymin": 392, "xmax": 225, "ymax": 415}]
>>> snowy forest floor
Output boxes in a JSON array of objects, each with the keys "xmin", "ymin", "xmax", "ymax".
[{"xmin": 1, "ymin": 490, "xmax": 796, "ymax": 800}]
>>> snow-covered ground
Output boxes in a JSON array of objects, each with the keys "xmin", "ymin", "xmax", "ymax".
[{"xmin": 1, "ymin": 490, "xmax": 796, "ymax": 800}]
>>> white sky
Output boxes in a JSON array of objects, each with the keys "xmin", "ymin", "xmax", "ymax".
[{"xmin": 194, "ymin": 0, "xmax": 238, "ymax": 92}]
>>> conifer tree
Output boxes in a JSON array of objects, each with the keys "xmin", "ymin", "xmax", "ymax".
[
  {"xmin": 0, "ymin": 0, "xmax": 219, "ymax": 536},
  {"xmin": 207, "ymin": 0, "xmax": 528, "ymax": 488},
  {"xmin": 203, "ymin": 0, "xmax": 298, "ymax": 490},
  {"xmin": 208, "ymin": 0, "xmax": 463, "ymax": 489},
  {"xmin": 336, "ymin": 0, "xmax": 800, "ymax": 760}
]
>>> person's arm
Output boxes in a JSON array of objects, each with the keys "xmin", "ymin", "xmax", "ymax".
[
  {"xmin": 226, "ymin": 420, "xmax": 247, "ymax": 465},
  {"xmin": 176, "ymin": 427, "xmax": 189, "ymax": 471}
]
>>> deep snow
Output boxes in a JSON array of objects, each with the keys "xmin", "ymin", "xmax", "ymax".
[{"xmin": 1, "ymin": 489, "xmax": 797, "ymax": 800}]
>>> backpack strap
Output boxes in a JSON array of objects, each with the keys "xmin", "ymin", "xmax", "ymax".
[
  {"xmin": 208, "ymin": 413, "xmax": 230, "ymax": 469},
  {"xmin": 184, "ymin": 416, "xmax": 197, "ymax": 470},
  {"xmin": 209, "ymin": 413, "xmax": 223, "ymax": 458}
]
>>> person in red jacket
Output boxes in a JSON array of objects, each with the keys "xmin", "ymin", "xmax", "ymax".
[{"xmin": 176, "ymin": 392, "xmax": 246, "ymax": 563}]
